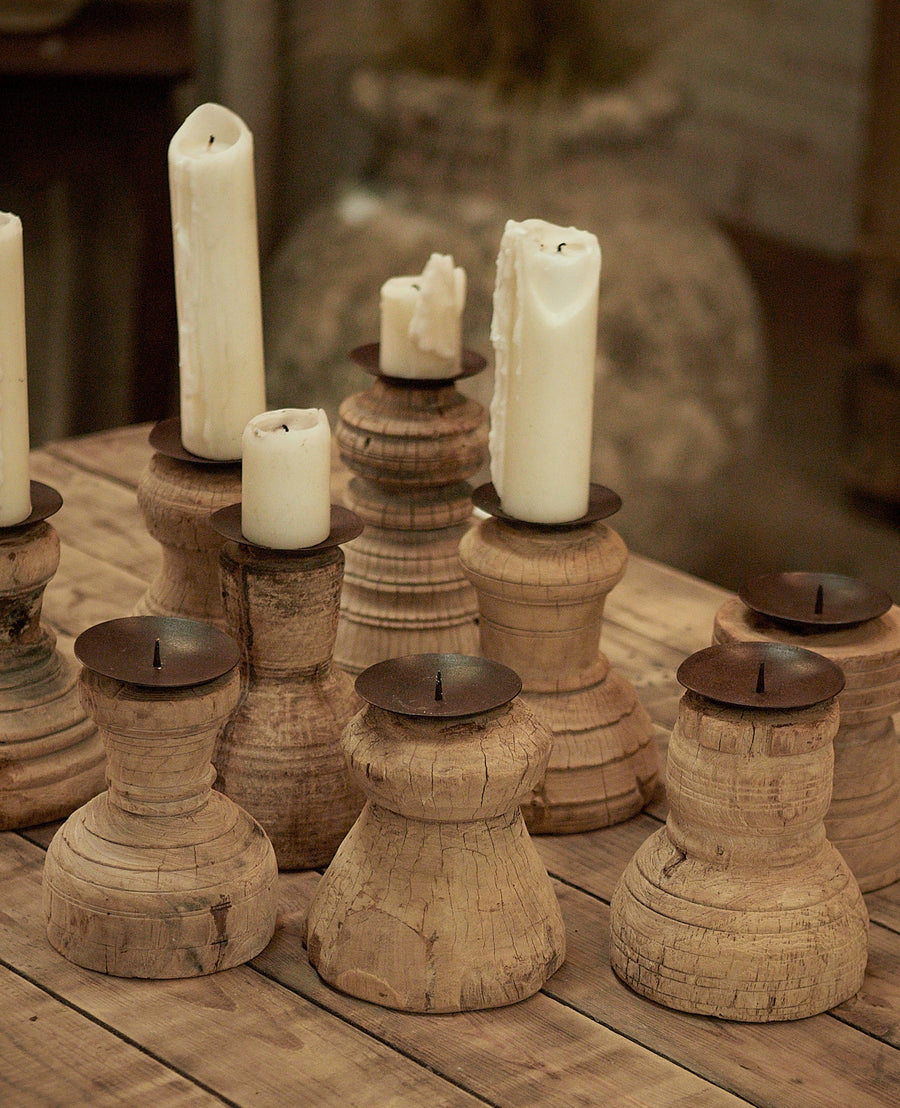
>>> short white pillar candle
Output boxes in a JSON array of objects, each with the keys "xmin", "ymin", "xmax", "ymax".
[
  {"xmin": 379, "ymin": 253, "xmax": 466, "ymax": 378},
  {"xmin": 489, "ymin": 218, "xmax": 601, "ymax": 524},
  {"xmin": 241, "ymin": 409, "xmax": 331, "ymax": 549},
  {"xmin": 0, "ymin": 213, "xmax": 32, "ymax": 527}
]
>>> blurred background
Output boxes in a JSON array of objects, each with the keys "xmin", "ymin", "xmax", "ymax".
[{"xmin": 1, "ymin": 0, "xmax": 898, "ymax": 598}]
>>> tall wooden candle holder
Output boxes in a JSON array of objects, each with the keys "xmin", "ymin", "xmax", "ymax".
[
  {"xmin": 305, "ymin": 653, "xmax": 566, "ymax": 1013},
  {"xmin": 0, "ymin": 482, "xmax": 104, "ymax": 829},
  {"xmin": 135, "ymin": 419, "xmax": 241, "ymax": 629},
  {"xmin": 210, "ymin": 503, "xmax": 366, "ymax": 870},
  {"xmin": 457, "ymin": 483, "xmax": 658, "ymax": 834},
  {"xmin": 42, "ymin": 616, "xmax": 278, "ymax": 978},
  {"xmin": 714, "ymin": 572, "xmax": 900, "ymax": 891},
  {"xmin": 609, "ymin": 641, "xmax": 869, "ymax": 1022},
  {"xmin": 333, "ymin": 344, "xmax": 488, "ymax": 674}
]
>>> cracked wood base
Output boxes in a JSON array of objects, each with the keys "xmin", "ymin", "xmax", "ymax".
[
  {"xmin": 305, "ymin": 696, "xmax": 566, "ymax": 1012},
  {"xmin": 609, "ymin": 689, "xmax": 868, "ymax": 1021},
  {"xmin": 42, "ymin": 664, "xmax": 278, "ymax": 978}
]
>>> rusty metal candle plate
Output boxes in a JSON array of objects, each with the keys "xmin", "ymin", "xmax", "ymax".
[
  {"xmin": 471, "ymin": 481, "xmax": 622, "ymax": 531},
  {"xmin": 677, "ymin": 641, "xmax": 845, "ymax": 709},
  {"xmin": 739, "ymin": 571, "xmax": 892, "ymax": 630},
  {"xmin": 350, "ymin": 342, "xmax": 486, "ymax": 386},
  {"xmin": 356, "ymin": 652, "xmax": 522, "ymax": 718},
  {"xmin": 1, "ymin": 481, "xmax": 63, "ymax": 530},
  {"xmin": 149, "ymin": 417, "xmax": 242, "ymax": 467},
  {"xmin": 210, "ymin": 502, "xmax": 363, "ymax": 554}
]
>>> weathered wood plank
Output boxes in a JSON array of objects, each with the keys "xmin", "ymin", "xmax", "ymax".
[
  {"xmin": 43, "ymin": 424, "xmax": 154, "ymax": 490},
  {"xmin": 0, "ymin": 967, "xmax": 221, "ymax": 1108},
  {"xmin": 43, "ymin": 544, "xmax": 148, "ymax": 638}
]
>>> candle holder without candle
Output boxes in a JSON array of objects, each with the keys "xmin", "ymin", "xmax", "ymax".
[
  {"xmin": 305, "ymin": 653, "xmax": 566, "ymax": 1012},
  {"xmin": 333, "ymin": 344, "xmax": 488, "ymax": 675},
  {"xmin": 714, "ymin": 571, "xmax": 900, "ymax": 891},
  {"xmin": 42, "ymin": 616, "xmax": 278, "ymax": 978},
  {"xmin": 609, "ymin": 641, "xmax": 868, "ymax": 1021},
  {"xmin": 209, "ymin": 502, "xmax": 366, "ymax": 869},
  {"xmin": 0, "ymin": 482, "xmax": 105, "ymax": 830},
  {"xmin": 134, "ymin": 418, "xmax": 242, "ymax": 629},
  {"xmin": 457, "ymin": 483, "xmax": 658, "ymax": 834}
]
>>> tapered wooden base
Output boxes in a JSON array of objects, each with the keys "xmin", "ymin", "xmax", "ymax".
[
  {"xmin": 306, "ymin": 695, "xmax": 566, "ymax": 1012},
  {"xmin": 610, "ymin": 690, "xmax": 868, "ymax": 1021},
  {"xmin": 458, "ymin": 507, "xmax": 658, "ymax": 833},
  {"xmin": 714, "ymin": 596, "xmax": 900, "ymax": 891}
]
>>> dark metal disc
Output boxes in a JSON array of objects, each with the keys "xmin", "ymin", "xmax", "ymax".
[
  {"xmin": 148, "ymin": 417, "xmax": 242, "ymax": 467},
  {"xmin": 349, "ymin": 342, "xmax": 486, "ymax": 386},
  {"xmin": 471, "ymin": 481, "xmax": 622, "ymax": 530},
  {"xmin": 739, "ymin": 571, "xmax": 893, "ymax": 630},
  {"xmin": 356, "ymin": 652, "xmax": 522, "ymax": 718},
  {"xmin": 209, "ymin": 502, "xmax": 363, "ymax": 553}
]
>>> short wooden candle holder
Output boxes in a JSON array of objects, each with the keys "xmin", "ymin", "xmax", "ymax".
[
  {"xmin": 135, "ymin": 419, "xmax": 241, "ymax": 628},
  {"xmin": 714, "ymin": 572, "xmax": 900, "ymax": 891},
  {"xmin": 609, "ymin": 641, "xmax": 869, "ymax": 1021},
  {"xmin": 210, "ymin": 503, "xmax": 366, "ymax": 870},
  {"xmin": 43, "ymin": 617, "xmax": 278, "ymax": 978},
  {"xmin": 0, "ymin": 482, "xmax": 104, "ymax": 830},
  {"xmin": 305, "ymin": 653, "xmax": 566, "ymax": 1012},
  {"xmin": 333, "ymin": 344, "xmax": 488, "ymax": 675},
  {"xmin": 457, "ymin": 483, "xmax": 658, "ymax": 834}
]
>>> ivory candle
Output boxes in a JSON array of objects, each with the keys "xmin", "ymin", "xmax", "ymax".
[
  {"xmin": 489, "ymin": 218, "xmax": 601, "ymax": 523},
  {"xmin": 169, "ymin": 103, "xmax": 267, "ymax": 461},
  {"xmin": 379, "ymin": 253, "xmax": 466, "ymax": 378},
  {"xmin": 241, "ymin": 409, "xmax": 331, "ymax": 548},
  {"xmin": 0, "ymin": 213, "xmax": 32, "ymax": 527}
]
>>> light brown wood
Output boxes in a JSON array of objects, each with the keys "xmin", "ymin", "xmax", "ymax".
[
  {"xmin": 714, "ymin": 597, "xmax": 900, "ymax": 890},
  {"xmin": 610, "ymin": 689, "xmax": 869, "ymax": 1021},
  {"xmin": 458, "ymin": 514, "xmax": 658, "ymax": 833},
  {"xmin": 43, "ymin": 664, "xmax": 278, "ymax": 978},
  {"xmin": 333, "ymin": 374, "xmax": 487, "ymax": 674},
  {"xmin": 215, "ymin": 539, "xmax": 364, "ymax": 870},
  {"xmin": 306, "ymin": 696, "xmax": 566, "ymax": 1012},
  {"xmin": 0, "ymin": 517, "xmax": 104, "ymax": 830}
]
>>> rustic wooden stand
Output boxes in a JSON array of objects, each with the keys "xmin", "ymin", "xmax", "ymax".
[
  {"xmin": 135, "ymin": 419, "xmax": 241, "ymax": 628},
  {"xmin": 42, "ymin": 616, "xmax": 278, "ymax": 978},
  {"xmin": 305, "ymin": 653, "xmax": 566, "ymax": 1012},
  {"xmin": 714, "ymin": 575, "xmax": 900, "ymax": 891},
  {"xmin": 0, "ymin": 482, "xmax": 104, "ymax": 830},
  {"xmin": 333, "ymin": 344, "xmax": 488, "ymax": 674},
  {"xmin": 458, "ymin": 483, "xmax": 658, "ymax": 834},
  {"xmin": 210, "ymin": 503, "xmax": 366, "ymax": 870},
  {"xmin": 610, "ymin": 641, "xmax": 869, "ymax": 1021}
]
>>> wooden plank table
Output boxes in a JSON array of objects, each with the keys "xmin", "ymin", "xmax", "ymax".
[{"xmin": 3, "ymin": 423, "xmax": 899, "ymax": 1107}]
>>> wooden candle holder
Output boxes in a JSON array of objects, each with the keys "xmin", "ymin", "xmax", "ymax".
[
  {"xmin": 457, "ymin": 484, "xmax": 658, "ymax": 834},
  {"xmin": 0, "ymin": 482, "xmax": 104, "ymax": 830},
  {"xmin": 714, "ymin": 573, "xmax": 900, "ymax": 891},
  {"xmin": 135, "ymin": 419, "xmax": 241, "ymax": 629},
  {"xmin": 305, "ymin": 653, "xmax": 566, "ymax": 1012},
  {"xmin": 333, "ymin": 344, "xmax": 488, "ymax": 675},
  {"xmin": 43, "ymin": 617, "xmax": 278, "ymax": 978},
  {"xmin": 210, "ymin": 503, "xmax": 366, "ymax": 870},
  {"xmin": 609, "ymin": 642, "xmax": 868, "ymax": 1021}
]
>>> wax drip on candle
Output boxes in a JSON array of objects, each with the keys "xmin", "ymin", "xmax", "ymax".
[
  {"xmin": 435, "ymin": 671, "xmax": 443, "ymax": 702},
  {"xmin": 815, "ymin": 584, "xmax": 824, "ymax": 616},
  {"xmin": 755, "ymin": 661, "xmax": 766, "ymax": 695},
  {"xmin": 153, "ymin": 638, "xmax": 163, "ymax": 671}
]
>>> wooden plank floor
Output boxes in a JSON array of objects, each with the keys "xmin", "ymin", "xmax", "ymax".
[{"xmin": 2, "ymin": 424, "xmax": 899, "ymax": 1107}]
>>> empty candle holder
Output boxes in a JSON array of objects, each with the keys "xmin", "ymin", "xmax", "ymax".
[
  {"xmin": 209, "ymin": 502, "xmax": 366, "ymax": 869},
  {"xmin": 42, "ymin": 616, "xmax": 278, "ymax": 978},
  {"xmin": 714, "ymin": 571, "xmax": 900, "ymax": 891},
  {"xmin": 0, "ymin": 482, "xmax": 105, "ymax": 830},
  {"xmin": 457, "ymin": 482, "xmax": 658, "ymax": 834},
  {"xmin": 333, "ymin": 344, "xmax": 488, "ymax": 675},
  {"xmin": 609, "ymin": 641, "xmax": 868, "ymax": 1021},
  {"xmin": 305, "ymin": 652, "xmax": 566, "ymax": 1012},
  {"xmin": 134, "ymin": 418, "xmax": 242, "ymax": 628}
]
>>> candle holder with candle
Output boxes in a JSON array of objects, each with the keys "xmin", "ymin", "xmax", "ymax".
[
  {"xmin": 333, "ymin": 343, "xmax": 488, "ymax": 674},
  {"xmin": 42, "ymin": 616, "xmax": 278, "ymax": 978},
  {"xmin": 713, "ymin": 571, "xmax": 900, "ymax": 891},
  {"xmin": 458, "ymin": 482, "xmax": 658, "ymax": 833},
  {"xmin": 305, "ymin": 653, "xmax": 566, "ymax": 1012},
  {"xmin": 0, "ymin": 482, "xmax": 105, "ymax": 829},
  {"xmin": 134, "ymin": 418, "xmax": 242, "ymax": 629},
  {"xmin": 609, "ymin": 641, "xmax": 868, "ymax": 1021},
  {"xmin": 210, "ymin": 501, "xmax": 366, "ymax": 869}
]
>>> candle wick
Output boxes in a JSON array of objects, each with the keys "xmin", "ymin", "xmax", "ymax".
[
  {"xmin": 281, "ymin": 424, "xmax": 289, "ymax": 432},
  {"xmin": 435, "ymin": 671, "xmax": 443, "ymax": 702},
  {"xmin": 557, "ymin": 242, "xmax": 567, "ymax": 252},
  {"xmin": 208, "ymin": 134, "xmax": 215, "ymax": 147},
  {"xmin": 755, "ymin": 661, "xmax": 766, "ymax": 695},
  {"xmin": 815, "ymin": 584, "xmax": 824, "ymax": 615},
  {"xmin": 153, "ymin": 638, "xmax": 163, "ymax": 670}
]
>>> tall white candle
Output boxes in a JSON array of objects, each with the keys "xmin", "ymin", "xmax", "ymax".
[
  {"xmin": 241, "ymin": 408, "xmax": 331, "ymax": 549},
  {"xmin": 379, "ymin": 253, "xmax": 466, "ymax": 378},
  {"xmin": 169, "ymin": 103, "xmax": 267, "ymax": 461},
  {"xmin": 489, "ymin": 218, "xmax": 601, "ymax": 524},
  {"xmin": 0, "ymin": 213, "xmax": 31, "ymax": 527}
]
